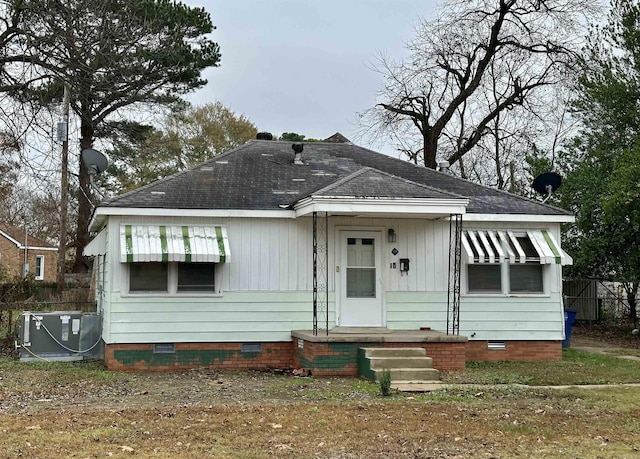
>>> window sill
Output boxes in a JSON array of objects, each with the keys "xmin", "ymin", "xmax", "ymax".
[
  {"xmin": 122, "ymin": 292, "xmax": 224, "ymax": 298},
  {"xmin": 464, "ymin": 292, "xmax": 549, "ymax": 298}
]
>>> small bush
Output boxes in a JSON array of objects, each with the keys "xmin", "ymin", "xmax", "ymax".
[{"xmin": 379, "ymin": 369, "xmax": 392, "ymax": 396}]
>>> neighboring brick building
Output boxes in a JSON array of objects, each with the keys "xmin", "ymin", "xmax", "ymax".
[{"xmin": 0, "ymin": 223, "xmax": 58, "ymax": 282}]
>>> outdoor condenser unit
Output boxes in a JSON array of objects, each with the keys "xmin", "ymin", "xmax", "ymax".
[{"xmin": 16, "ymin": 311, "xmax": 103, "ymax": 362}]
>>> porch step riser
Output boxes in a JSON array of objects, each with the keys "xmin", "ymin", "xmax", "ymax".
[
  {"xmin": 374, "ymin": 368, "xmax": 440, "ymax": 382},
  {"xmin": 369, "ymin": 356, "xmax": 433, "ymax": 369},
  {"xmin": 364, "ymin": 347, "xmax": 426, "ymax": 358}
]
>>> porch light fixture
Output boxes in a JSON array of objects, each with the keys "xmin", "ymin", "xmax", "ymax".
[{"xmin": 388, "ymin": 228, "xmax": 396, "ymax": 243}]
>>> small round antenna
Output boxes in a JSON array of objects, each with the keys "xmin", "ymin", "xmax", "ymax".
[
  {"xmin": 532, "ymin": 172, "xmax": 562, "ymax": 203},
  {"xmin": 81, "ymin": 148, "xmax": 109, "ymax": 201},
  {"xmin": 81, "ymin": 148, "xmax": 108, "ymax": 176}
]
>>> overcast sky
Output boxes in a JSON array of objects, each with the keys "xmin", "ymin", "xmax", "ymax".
[{"xmin": 185, "ymin": 1, "xmax": 438, "ymax": 154}]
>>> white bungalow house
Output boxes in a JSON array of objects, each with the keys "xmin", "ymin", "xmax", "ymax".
[{"xmin": 85, "ymin": 136, "xmax": 573, "ymax": 373}]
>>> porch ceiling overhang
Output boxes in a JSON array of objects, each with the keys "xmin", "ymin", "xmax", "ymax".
[{"xmin": 293, "ymin": 196, "xmax": 469, "ymax": 219}]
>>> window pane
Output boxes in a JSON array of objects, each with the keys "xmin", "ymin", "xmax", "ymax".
[
  {"xmin": 468, "ymin": 264, "xmax": 501, "ymax": 292},
  {"xmin": 178, "ymin": 263, "xmax": 215, "ymax": 292},
  {"xmin": 347, "ymin": 267, "xmax": 375, "ymax": 297},
  {"xmin": 510, "ymin": 264, "xmax": 543, "ymax": 293},
  {"xmin": 130, "ymin": 263, "xmax": 168, "ymax": 292},
  {"xmin": 35, "ymin": 256, "xmax": 43, "ymax": 278},
  {"xmin": 347, "ymin": 238, "xmax": 375, "ymax": 267}
]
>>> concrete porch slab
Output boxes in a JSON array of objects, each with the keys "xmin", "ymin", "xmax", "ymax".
[
  {"xmin": 330, "ymin": 327, "xmax": 395, "ymax": 335},
  {"xmin": 292, "ymin": 328, "xmax": 468, "ymax": 343}
]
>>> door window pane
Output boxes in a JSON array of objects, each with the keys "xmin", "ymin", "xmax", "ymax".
[
  {"xmin": 178, "ymin": 263, "xmax": 215, "ymax": 292},
  {"xmin": 130, "ymin": 263, "xmax": 168, "ymax": 292},
  {"xmin": 510, "ymin": 264, "xmax": 543, "ymax": 293},
  {"xmin": 347, "ymin": 268, "xmax": 376, "ymax": 298},
  {"xmin": 347, "ymin": 238, "xmax": 375, "ymax": 267},
  {"xmin": 468, "ymin": 264, "xmax": 501, "ymax": 292}
]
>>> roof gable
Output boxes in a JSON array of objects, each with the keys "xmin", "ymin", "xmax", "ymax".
[
  {"xmin": 0, "ymin": 223, "xmax": 56, "ymax": 249},
  {"xmin": 313, "ymin": 167, "xmax": 462, "ymax": 200}
]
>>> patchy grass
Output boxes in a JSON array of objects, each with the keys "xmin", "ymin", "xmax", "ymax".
[
  {"xmin": 441, "ymin": 348, "xmax": 640, "ymax": 386},
  {"xmin": 2, "ymin": 352, "xmax": 640, "ymax": 458},
  {"xmin": 604, "ymin": 348, "xmax": 640, "ymax": 358},
  {"xmin": 2, "ymin": 386, "xmax": 640, "ymax": 458}
]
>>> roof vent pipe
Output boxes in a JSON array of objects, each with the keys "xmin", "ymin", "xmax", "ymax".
[
  {"xmin": 438, "ymin": 161, "xmax": 450, "ymax": 173},
  {"xmin": 292, "ymin": 143, "xmax": 304, "ymax": 165},
  {"xmin": 256, "ymin": 132, "xmax": 273, "ymax": 140}
]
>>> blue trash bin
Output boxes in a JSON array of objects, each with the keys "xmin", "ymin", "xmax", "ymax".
[{"xmin": 562, "ymin": 309, "xmax": 578, "ymax": 348}]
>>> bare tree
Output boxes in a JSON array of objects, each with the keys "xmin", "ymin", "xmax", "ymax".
[{"xmin": 359, "ymin": 0, "xmax": 594, "ymax": 170}]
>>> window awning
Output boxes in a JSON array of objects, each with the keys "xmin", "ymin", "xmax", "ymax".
[
  {"xmin": 461, "ymin": 229, "xmax": 572, "ymax": 265},
  {"xmin": 120, "ymin": 225, "xmax": 230, "ymax": 263}
]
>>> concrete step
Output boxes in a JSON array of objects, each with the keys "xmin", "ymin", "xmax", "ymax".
[
  {"xmin": 391, "ymin": 381, "xmax": 446, "ymax": 392},
  {"xmin": 374, "ymin": 367, "xmax": 440, "ymax": 382},
  {"xmin": 363, "ymin": 347, "xmax": 426, "ymax": 358},
  {"xmin": 369, "ymin": 356, "xmax": 433, "ymax": 369}
]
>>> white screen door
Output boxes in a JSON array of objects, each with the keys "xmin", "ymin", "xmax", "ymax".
[{"xmin": 339, "ymin": 231, "xmax": 383, "ymax": 326}]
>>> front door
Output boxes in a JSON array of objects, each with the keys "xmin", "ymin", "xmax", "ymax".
[{"xmin": 338, "ymin": 231, "xmax": 383, "ymax": 326}]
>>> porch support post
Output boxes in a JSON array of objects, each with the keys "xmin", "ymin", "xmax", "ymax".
[
  {"xmin": 312, "ymin": 211, "xmax": 329, "ymax": 336},
  {"xmin": 447, "ymin": 214, "xmax": 462, "ymax": 335}
]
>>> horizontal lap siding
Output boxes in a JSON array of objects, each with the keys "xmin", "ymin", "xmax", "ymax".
[
  {"xmin": 460, "ymin": 293, "xmax": 564, "ymax": 340},
  {"xmin": 107, "ymin": 292, "xmax": 336, "ymax": 344}
]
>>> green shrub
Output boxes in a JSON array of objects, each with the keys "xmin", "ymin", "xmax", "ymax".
[{"xmin": 379, "ymin": 369, "xmax": 392, "ymax": 396}]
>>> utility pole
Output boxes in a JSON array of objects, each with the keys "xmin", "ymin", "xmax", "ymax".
[{"xmin": 56, "ymin": 83, "xmax": 70, "ymax": 293}]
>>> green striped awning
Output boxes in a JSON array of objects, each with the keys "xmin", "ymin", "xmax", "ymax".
[{"xmin": 120, "ymin": 225, "xmax": 230, "ymax": 263}]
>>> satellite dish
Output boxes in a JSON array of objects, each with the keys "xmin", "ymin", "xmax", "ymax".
[
  {"xmin": 81, "ymin": 148, "xmax": 108, "ymax": 176},
  {"xmin": 532, "ymin": 172, "xmax": 562, "ymax": 203}
]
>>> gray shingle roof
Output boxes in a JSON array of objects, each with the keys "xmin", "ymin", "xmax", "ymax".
[
  {"xmin": 102, "ymin": 140, "xmax": 571, "ymax": 216},
  {"xmin": 314, "ymin": 167, "xmax": 461, "ymax": 200}
]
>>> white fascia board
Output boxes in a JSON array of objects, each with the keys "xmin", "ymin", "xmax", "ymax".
[
  {"xmin": 462, "ymin": 213, "xmax": 575, "ymax": 223},
  {"xmin": 294, "ymin": 196, "xmax": 468, "ymax": 217},
  {"xmin": 89, "ymin": 207, "xmax": 296, "ymax": 230},
  {"xmin": 0, "ymin": 230, "xmax": 22, "ymax": 247}
]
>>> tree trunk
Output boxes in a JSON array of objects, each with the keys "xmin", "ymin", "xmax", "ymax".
[
  {"xmin": 72, "ymin": 120, "xmax": 93, "ymax": 273},
  {"xmin": 423, "ymin": 129, "xmax": 438, "ymax": 169},
  {"xmin": 625, "ymin": 282, "xmax": 639, "ymax": 328}
]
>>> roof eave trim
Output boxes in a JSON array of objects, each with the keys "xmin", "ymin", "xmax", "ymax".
[
  {"xmin": 463, "ymin": 213, "xmax": 575, "ymax": 223},
  {"xmin": 0, "ymin": 229, "xmax": 22, "ymax": 247},
  {"xmin": 294, "ymin": 196, "xmax": 468, "ymax": 217},
  {"xmin": 89, "ymin": 207, "xmax": 297, "ymax": 231}
]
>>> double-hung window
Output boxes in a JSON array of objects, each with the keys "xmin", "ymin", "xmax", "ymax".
[
  {"xmin": 121, "ymin": 225, "xmax": 229, "ymax": 295},
  {"xmin": 34, "ymin": 255, "xmax": 45, "ymax": 280},
  {"xmin": 463, "ymin": 229, "xmax": 571, "ymax": 295}
]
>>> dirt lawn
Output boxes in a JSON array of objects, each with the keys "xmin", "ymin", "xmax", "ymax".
[{"xmin": 1, "ymin": 328, "xmax": 640, "ymax": 458}]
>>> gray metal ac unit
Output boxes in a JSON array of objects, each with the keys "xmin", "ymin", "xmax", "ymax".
[{"xmin": 16, "ymin": 311, "xmax": 103, "ymax": 362}]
